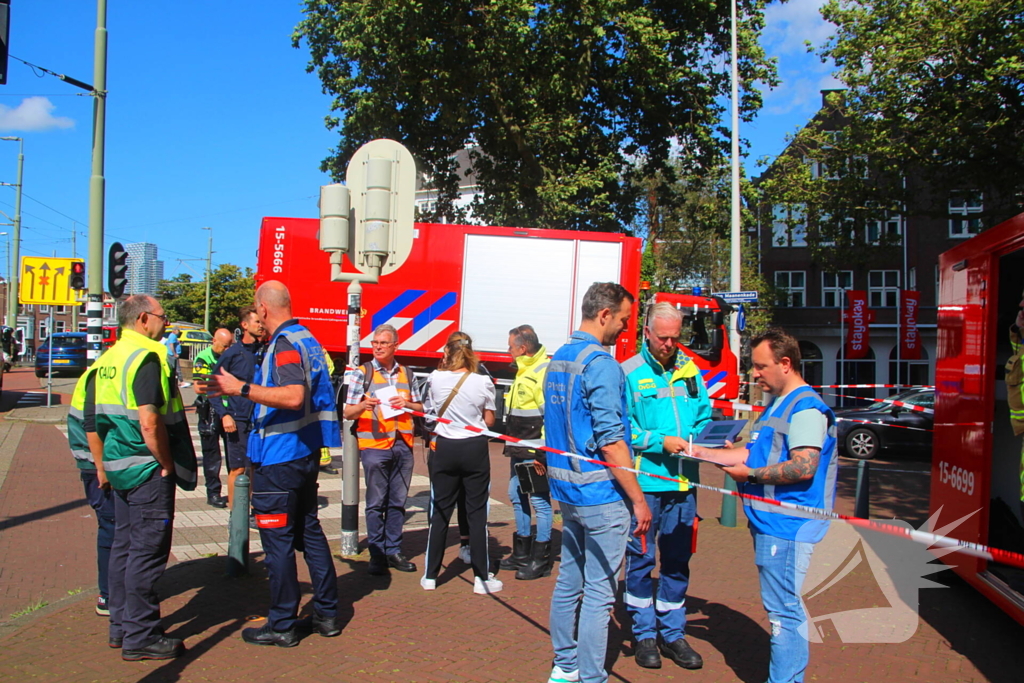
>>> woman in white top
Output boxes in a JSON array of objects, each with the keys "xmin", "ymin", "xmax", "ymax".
[{"xmin": 421, "ymin": 332, "xmax": 500, "ymax": 594}]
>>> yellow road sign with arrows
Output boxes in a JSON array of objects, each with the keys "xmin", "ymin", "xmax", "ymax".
[{"xmin": 19, "ymin": 257, "xmax": 86, "ymax": 306}]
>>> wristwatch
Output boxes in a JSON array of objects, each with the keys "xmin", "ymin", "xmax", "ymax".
[
  {"xmin": 241, "ymin": 383, "xmax": 251, "ymax": 398},
  {"xmin": 747, "ymin": 469, "xmax": 759, "ymax": 485}
]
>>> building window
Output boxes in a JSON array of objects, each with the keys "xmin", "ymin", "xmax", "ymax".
[
  {"xmin": 55, "ymin": 305, "xmax": 67, "ymax": 314},
  {"xmin": 54, "ymin": 320, "xmax": 66, "ymax": 333},
  {"xmin": 949, "ymin": 191, "xmax": 983, "ymax": 238},
  {"xmin": 18, "ymin": 304, "xmax": 31, "ymax": 314},
  {"xmin": 772, "ymin": 204, "xmax": 807, "ymax": 247},
  {"xmin": 868, "ymin": 270, "xmax": 900, "ymax": 307},
  {"xmin": 867, "ymin": 215, "xmax": 901, "ymax": 244},
  {"xmin": 38, "ymin": 321, "xmax": 47, "ymax": 339},
  {"xmin": 39, "ymin": 304, "xmax": 51, "ymax": 314},
  {"xmin": 775, "ymin": 271, "xmax": 806, "ymax": 307},
  {"xmin": 415, "ymin": 199, "xmax": 438, "ymax": 216},
  {"xmin": 78, "ymin": 303, "xmax": 87, "ymax": 315},
  {"xmin": 78, "ymin": 320, "xmax": 87, "ymax": 332},
  {"xmin": 822, "ymin": 271, "xmax": 853, "ymax": 307}
]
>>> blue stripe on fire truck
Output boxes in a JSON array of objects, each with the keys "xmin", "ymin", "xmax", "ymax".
[
  {"xmin": 700, "ymin": 370, "xmax": 727, "ymax": 390},
  {"xmin": 412, "ymin": 292, "xmax": 457, "ymax": 333},
  {"xmin": 372, "ymin": 290, "xmax": 426, "ymax": 329}
]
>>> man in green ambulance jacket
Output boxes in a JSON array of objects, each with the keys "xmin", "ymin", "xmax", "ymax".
[{"xmin": 86, "ymin": 295, "xmax": 198, "ymax": 661}]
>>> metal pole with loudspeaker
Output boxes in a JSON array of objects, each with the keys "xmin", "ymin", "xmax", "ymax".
[{"xmin": 319, "ymin": 139, "xmax": 416, "ymax": 557}]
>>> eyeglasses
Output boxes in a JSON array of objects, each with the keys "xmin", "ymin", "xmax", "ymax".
[
  {"xmin": 143, "ymin": 311, "xmax": 169, "ymax": 323},
  {"xmin": 371, "ymin": 341, "xmax": 395, "ymax": 347}
]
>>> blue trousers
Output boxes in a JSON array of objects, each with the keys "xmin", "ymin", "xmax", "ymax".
[
  {"xmin": 753, "ymin": 532, "xmax": 815, "ymax": 683},
  {"xmin": 550, "ymin": 499, "xmax": 631, "ymax": 683},
  {"xmin": 508, "ymin": 458, "xmax": 552, "ymax": 542},
  {"xmin": 360, "ymin": 440, "xmax": 414, "ymax": 557},
  {"xmin": 624, "ymin": 491, "xmax": 696, "ymax": 643},
  {"xmin": 81, "ymin": 469, "xmax": 116, "ymax": 600},
  {"xmin": 252, "ymin": 453, "xmax": 338, "ymax": 632},
  {"xmin": 108, "ymin": 469, "xmax": 175, "ymax": 649}
]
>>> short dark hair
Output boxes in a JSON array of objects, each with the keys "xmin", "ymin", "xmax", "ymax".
[
  {"xmin": 751, "ymin": 328, "xmax": 801, "ymax": 369},
  {"xmin": 508, "ymin": 324, "xmax": 541, "ymax": 355},
  {"xmin": 118, "ymin": 295, "xmax": 156, "ymax": 329},
  {"xmin": 239, "ymin": 305, "xmax": 257, "ymax": 325},
  {"xmin": 580, "ymin": 282, "xmax": 635, "ymax": 321}
]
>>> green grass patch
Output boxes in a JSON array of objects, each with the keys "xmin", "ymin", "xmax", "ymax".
[{"xmin": 10, "ymin": 599, "xmax": 49, "ymax": 619}]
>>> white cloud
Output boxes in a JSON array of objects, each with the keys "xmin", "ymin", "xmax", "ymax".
[
  {"xmin": 763, "ymin": 0, "xmax": 836, "ymax": 55},
  {"xmin": 0, "ymin": 97, "xmax": 75, "ymax": 132}
]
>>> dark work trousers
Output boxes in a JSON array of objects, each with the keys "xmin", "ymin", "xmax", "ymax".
[
  {"xmin": 108, "ymin": 469, "xmax": 175, "ymax": 649},
  {"xmin": 359, "ymin": 440, "xmax": 414, "ymax": 558},
  {"xmin": 251, "ymin": 452, "xmax": 338, "ymax": 632},
  {"xmin": 424, "ymin": 435, "xmax": 491, "ymax": 581},
  {"xmin": 224, "ymin": 420, "xmax": 251, "ymax": 470},
  {"xmin": 80, "ymin": 469, "xmax": 116, "ymax": 600},
  {"xmin": 199, "ymin": 423, "xmax": 223, "ymax": 499}
]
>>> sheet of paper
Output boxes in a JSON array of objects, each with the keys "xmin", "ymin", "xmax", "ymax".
[{"xmin": 374, "ymin": 385, "xmax": 403, "ymax": 419}]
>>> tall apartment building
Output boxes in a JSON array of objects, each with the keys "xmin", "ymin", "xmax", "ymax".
[{"xmin": 126, "ymin": 242, "xmax": 165, "ymax": 296}]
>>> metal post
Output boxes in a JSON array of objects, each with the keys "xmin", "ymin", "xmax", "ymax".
[
  {"xmin": 226, "ymin": 473, "xmax": 251, "ymax": 576},
  {"xmin": 71, "ymin": 227, "xmax": 78, "ymax": 331},
  {"xmin": 340, "ymin": 280, "xmax": 362, "ymax": 556},
  {"xmin": 202, "ymin": 227, "xmax": 212, "ymax": 331},
  {"xmin": 721, "ymin": 0, "xmax": 742, "ymax": 530},
  {"xmin": 86, "ymin": 0, "xmax": 108, "ymax": 365},
  {"xmin": 46, "ymin": 316, "xmax": 53, "ymax": 407},
  {"xmin": 0, "ymin": 137, "xmax": 23, "ymax": 331},
  {"xmin": 854, "ymin": 459, "xmax": 870, "ymax": 518}
]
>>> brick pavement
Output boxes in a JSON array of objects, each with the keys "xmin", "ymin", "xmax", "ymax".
[{"xmin": 0, "ymin": 364, "xmax": 1021, "ymax": 682}]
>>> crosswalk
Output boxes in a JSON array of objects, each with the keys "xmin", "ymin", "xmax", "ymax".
[{"xmin": 55, "ymin": 425, "xmax": 510, "ymax": 562}]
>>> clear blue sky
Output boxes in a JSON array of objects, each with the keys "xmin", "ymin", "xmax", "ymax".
[{"xmin": 0, "ymin": 0, "xmax": 836, "ymax": 282}]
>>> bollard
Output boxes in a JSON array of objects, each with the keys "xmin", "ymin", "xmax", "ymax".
[
  {"xmin": 720, "ymin": 475, "xmax": 738, "ymax": 527},
  {"xmin": 226, "ymin": 473, "xmax": 251, "ymax": 577},
  {"xmin": 854, "ymin": 459, "xmax": 870, "ymax": 519}
]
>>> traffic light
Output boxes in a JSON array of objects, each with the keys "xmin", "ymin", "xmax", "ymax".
[
  {"xmin": 0, "ymin": 1, "xmax": 9, "ymax": 86},
  {"xmin": 70, "ymin": 260, "xmax": 86, "ymax": 290},
  {"xmin": 108, "ymin": 242, "xmax": 128, "ymax": 298}
]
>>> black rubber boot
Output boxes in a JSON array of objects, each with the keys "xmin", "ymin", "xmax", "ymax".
[
  {"xmin": 515, "ymin": 539, "xmax": 552, "ymax": 580},
  {"xmin": 499, "ymin": 534, "xmax": 533, "ymax": 571}
]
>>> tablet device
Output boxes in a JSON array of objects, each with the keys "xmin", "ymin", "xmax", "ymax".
[{"xmin": 691, "ymin": 420, "xmax": 746, "ymax": 448}]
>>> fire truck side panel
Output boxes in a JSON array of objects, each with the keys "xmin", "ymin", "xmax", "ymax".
[
  {"xmin": 936, "ymin": 211, "xmax": 1024, "ymax": 625},
  {"xmin": 256, "ymin": 218, "xmax": 642, "ymax": 369}
]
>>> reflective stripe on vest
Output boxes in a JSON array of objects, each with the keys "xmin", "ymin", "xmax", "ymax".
[
  {"xmin": 249, "ymin": 323, "xmax": 341, "ymax": 465},
  {"xmin": 93, "ymin": 329, "xmax": 197, "ymax": 491},
  {"xmin": 68, "ymin": 368, "xmax": 96, "ymax": 466},
  {"xmin": 356, "ymin": 364, "xmax": 414, "ymax": 449}
]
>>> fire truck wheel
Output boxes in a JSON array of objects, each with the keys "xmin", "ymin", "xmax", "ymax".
[{"xmin": 845, "ymin": 428, "xmax": 878, "ymax": 460}]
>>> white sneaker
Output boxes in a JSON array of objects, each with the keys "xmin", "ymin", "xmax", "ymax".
[
  {"xmin": 473, "ymin": 573, "xmax": 503, "ymax": 594},
  {"xmin": 547, "ymin": 666, "xmax": 579, "ymax": 683},
  {"xmin": 420, "ymin": 576, "xmax": 436, "ymax": 591},
  {"xmin": 458, "ymin": 545, "xmax": 472, "ymax": 564}
]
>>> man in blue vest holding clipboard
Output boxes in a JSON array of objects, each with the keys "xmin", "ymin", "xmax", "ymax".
[{"xmin": 693, "ymin": 328, "xmax": 838, "ymax": 683}]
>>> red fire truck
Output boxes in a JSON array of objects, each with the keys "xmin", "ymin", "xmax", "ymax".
[
  {"xmin": 935, "ymin": 210, "xmax": 1024, "ymax": 625},
  {"xmin": 255, "ymin": 217, "xmax": 738, "ymax": 401}
]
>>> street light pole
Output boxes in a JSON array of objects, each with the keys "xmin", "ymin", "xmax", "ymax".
[
  {"xmin": 202, "ymin": 226, "xmax": 212, "ymax": 331},
  {"xmin": 0, "ymin": 137, "xmax": 23, "ymax": 332},
  {"xmin": 86, "ymin": 0, "xmax": 108, "ymax": 364}
]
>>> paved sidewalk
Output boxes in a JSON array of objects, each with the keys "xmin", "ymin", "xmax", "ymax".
[{"xmin": 0, "ymin": 364, "xmax": 1020, "ymax": 682}]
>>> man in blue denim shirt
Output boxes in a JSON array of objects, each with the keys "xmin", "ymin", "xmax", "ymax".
[{"xmin": 544, "ymin": 282, "xmax": 652, "ymax": 683}]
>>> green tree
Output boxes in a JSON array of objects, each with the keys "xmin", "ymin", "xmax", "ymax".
[
  {"xmin": 821, "ymin": 0, "xmax": 1024, "ymax": 204},
  {"xmin": 294, "ymin": 0, "xmax": 777, "ymax": 232},
  {"xmin": 157, "ymin": 264, "xmax": 255, "ymax": 332}
]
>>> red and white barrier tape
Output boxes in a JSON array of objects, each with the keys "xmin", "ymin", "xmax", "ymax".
[
  {"xmin": 835, "ymin": 417, "xmax": 934, "ymax": 433},
  {"xmin": 403, "ymin": 408, "xmax": 1024, "ymax": 570},
  {"xmin": 743, "ymin": 382, "xmax": 934, "ymax": 390},
  {"xmin": 827, "ymin": 392, "xmax": 934, "ymax": 414},
  {"xmin": 712, "ymin": 399, "xmax": 765, "ymax": 413}
]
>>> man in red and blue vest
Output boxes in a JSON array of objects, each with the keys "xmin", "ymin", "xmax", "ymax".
[{"xmin": 210, "ymin": 281, "xmax": 341, "ymax": 648}]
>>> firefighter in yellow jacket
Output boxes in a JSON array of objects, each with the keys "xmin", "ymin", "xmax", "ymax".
[{"xmin": 1007, "ymin": 294, "xmax": 1024, "ymax": 517}]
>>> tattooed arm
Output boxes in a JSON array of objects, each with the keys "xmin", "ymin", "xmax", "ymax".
[{"xmin": 721, "ymin": 447, "xmax": 821, "ymax": 485}]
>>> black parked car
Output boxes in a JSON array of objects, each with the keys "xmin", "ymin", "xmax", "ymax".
[{"xmin": 835, "ymin": 388, "xmax": 934, "ymax": 460}]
